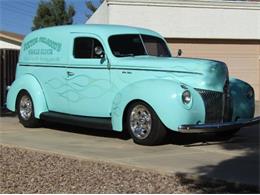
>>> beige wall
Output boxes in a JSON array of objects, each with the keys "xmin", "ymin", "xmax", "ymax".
[
  {"xmin": 167, "ymin": 39, "xmax": 260, "ymax": 100},
  {"xmin": 106, "ymin": 1, "xmax": 260, "ymax": 40}
]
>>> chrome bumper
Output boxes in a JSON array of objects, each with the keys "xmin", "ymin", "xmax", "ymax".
[{"xmin": 178, "ymin": 116, "xmax": 260, "ymax": 133}]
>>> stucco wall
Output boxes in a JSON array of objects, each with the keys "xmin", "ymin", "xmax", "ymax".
[
  {"xmin": 87, "ymin": 1, "xmax": 109, "ymax": 24},
  {"xmin": 87, "ymin": 0, "xmax": 260, "ymax": 40},
  {"xmin": 108, "ymin": 3, "xmax": 260, "ymax": 39}
]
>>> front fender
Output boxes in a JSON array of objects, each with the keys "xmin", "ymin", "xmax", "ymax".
[
  {"xmin": 229, "ymin": 78, "xmax": 255, "ymax": 120},
  {"xmin": 7, "ymin": 74, "xmax": 48, "ymax": 118},
  {"xmin": 111, "ymin": 79, "xmax": 205, "ymax": 132}
]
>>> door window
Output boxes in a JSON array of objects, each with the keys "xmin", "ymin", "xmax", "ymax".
[{"xmin": 73, "ymin": 37, "xmax": 104, "ymax": 59}]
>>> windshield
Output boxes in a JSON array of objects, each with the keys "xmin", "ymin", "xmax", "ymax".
[{"xmin": 108, "ymin": 34, "xmax": 171, "ymax": 57}]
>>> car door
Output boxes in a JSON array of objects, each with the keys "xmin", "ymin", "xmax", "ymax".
[
  {"xmin": 67, "ymin": 34, "xmax": 112, "ymax": 117},
  {"xmin": 36, "ymin": 64, "xmax": 69, "ymax": 114}
]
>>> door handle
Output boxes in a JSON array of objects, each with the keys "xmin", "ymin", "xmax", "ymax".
[{"xmin": 67, "ymin": 71, "xmax": 75, "ymax": 77}]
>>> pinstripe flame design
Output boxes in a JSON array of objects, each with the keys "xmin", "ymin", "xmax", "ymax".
[{"xmin": 46, "ymin": 75, "xmax": 113, "ymax": 102}]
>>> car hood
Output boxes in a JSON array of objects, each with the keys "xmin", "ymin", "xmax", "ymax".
[{"xmin": 112, "ymin": 56, "xmax": 228, "ymax": 92}]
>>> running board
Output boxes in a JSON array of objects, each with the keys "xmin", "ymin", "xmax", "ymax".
[{"xmin": 40, "ymin": 112, "xmax": 112, "ymax": 130}]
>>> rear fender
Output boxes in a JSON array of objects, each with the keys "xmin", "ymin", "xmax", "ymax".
[{"xmin": 7, "ymin": 74, "xmax": 48, "ymax": 118}]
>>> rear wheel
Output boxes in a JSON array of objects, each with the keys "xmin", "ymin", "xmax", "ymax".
[
  {"xmin": 126, "ymin": 101, "xmax": 167, "ymax": 145},
  {"xmin": 16, "ymin": 91, "xmax": 39, "ymax": 128}
]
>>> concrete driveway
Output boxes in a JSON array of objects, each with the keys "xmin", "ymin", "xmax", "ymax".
[{"xmin": 1, "ymin": 103, "xmax": 259, "ymax": 187}]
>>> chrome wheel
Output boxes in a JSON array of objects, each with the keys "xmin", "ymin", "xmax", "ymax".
[
  {"xmin": 130, "ymin": 105, "xmax": 152, "ymax": 139},
  {"xmin": 19, "ymin": 95, "xmax": 32, "ymax": 120}
]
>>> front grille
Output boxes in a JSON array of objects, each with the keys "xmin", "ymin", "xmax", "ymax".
[{"xmin": 195, "ymin": 89, "xmax": 224, "ymax": 123}]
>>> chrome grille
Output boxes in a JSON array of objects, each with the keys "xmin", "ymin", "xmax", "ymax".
[{"xmin": 195, "ymin": 89, "xmax": 224, "ymax": 123}]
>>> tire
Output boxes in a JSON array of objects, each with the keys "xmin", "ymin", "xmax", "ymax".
[
  {"xmin": 16, "ymin": 91, "xmax": 40, "ymax": 128},
  {"xmin": 126, "ymin": 101, "xmax": 167, "ymax": 145}
]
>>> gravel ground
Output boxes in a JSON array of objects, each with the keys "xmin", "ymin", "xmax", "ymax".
[{"xmin": 0, "ymin": 144, "xmax": 258, "ymax": 193}]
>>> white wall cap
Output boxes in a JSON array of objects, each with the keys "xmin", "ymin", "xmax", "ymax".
[{"xmin": 107, "ymin": 0, "xmax": 260, "ymax": 10}]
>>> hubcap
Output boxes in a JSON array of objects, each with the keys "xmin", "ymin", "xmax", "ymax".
[
  {"xmin": 19, "ymin": 95, "xmax": 32, "ymax": 120},
  {"xmin": 130, "ymin": 105, "xmax": 152, "ymax": 139}
]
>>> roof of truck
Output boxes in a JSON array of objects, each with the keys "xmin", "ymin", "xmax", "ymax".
[
  {"xmin": 30, "ymin": 24, "xmax": 161, "ymax": 38},
  {"xmin": 19, "ymin": 24, "xmax": 164, "ymax": 65}
]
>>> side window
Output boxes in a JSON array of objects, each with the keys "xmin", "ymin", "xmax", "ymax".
[{"xmin": 73, "ymin": 37, "xmax": 104, "ymax": 59}]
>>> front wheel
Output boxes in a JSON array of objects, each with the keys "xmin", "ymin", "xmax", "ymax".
[
  {"xmin": 126, "ymin": 102, "xmax": 167, "ymax": 145},
  {"xmin": 16, "ymin": 91, "xmax": 40, "ymax": 128}
]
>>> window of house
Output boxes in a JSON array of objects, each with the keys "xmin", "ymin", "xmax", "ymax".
[{"xmin": 73, "ymin": 37, "xmax": 104, "ymax": 59}]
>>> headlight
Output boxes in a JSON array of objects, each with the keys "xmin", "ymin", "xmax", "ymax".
[{"xmin": 182, "ymin": 90, "xmax": 191, "ymax": 104}]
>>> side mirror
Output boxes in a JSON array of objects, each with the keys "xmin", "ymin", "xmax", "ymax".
[
  {"xmin": 94, "ymin": 46, "xmax": 104, "ymax": 58},
  {"xmin": 177, "ymin": 49, "xmax": 182, "ymax": 57}
]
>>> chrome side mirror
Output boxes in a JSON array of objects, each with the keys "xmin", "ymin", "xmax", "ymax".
[
  {"xmin": 177, "ymin": 49, "xmax": 182, "ymax": 57},
  {"xmin": 94, "ymin": 46, "xmax": 104, "ymax": 57}
]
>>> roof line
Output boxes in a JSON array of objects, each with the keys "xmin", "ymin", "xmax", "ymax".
[
  {"xmin": 0, "ymin": 33, "xmax": 24, "ymax": 43},
  {"xmin": 106, "ymin": 0, "xmax": 260, "ymax": 10},
  {"xmin": 0, "ymin": 37, "xmax": 22, "ymax": 46}
]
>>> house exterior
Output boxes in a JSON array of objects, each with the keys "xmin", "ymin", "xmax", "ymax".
[
  {"xmin": 0, "ymin": 31, "xmax": 23, "ymax": 110},
  {"xmin": 0, "ymin": 31, "xmax": 24, "ymax": 49},
  {"xmin": 86, "ymin": 0, "xmax": 260, "ymax": 100}
]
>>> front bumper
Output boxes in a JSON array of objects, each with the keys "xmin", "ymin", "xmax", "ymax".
[{"xmin": 178, "ymin": 116, "xmax": 260, "ymax": 133}]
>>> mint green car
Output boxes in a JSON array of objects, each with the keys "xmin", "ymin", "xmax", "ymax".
[{"xmin": 7, "ymin": 24, "xmax": 260, "ymax": 145}]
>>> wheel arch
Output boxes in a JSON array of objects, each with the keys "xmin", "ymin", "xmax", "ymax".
[
  {"xmin": 111, "ymin": 79, "xmax": 205, "ymax": 132},
  {"xmin": 7, "ymin": 74, "xmax": 48, "ymax": 118}
]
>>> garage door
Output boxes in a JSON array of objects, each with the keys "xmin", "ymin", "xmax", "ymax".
[{"xmin": 167, "ymin": 39, "xmax": 260, "ymax": 100}]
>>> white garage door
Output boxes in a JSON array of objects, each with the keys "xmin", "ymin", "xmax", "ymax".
[{"xmin": 167, "ymin": 39, "xmax": 260, "ymax": 100}]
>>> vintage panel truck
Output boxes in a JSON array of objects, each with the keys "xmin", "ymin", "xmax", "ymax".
[{"xmin": 7, "ymin": 24, "xmax": 260, "ymax": 145}]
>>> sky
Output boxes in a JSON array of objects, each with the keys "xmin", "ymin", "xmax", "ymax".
[{"xmin": 0, "ymin": 0, "xmax": 102, "ymax": 35}]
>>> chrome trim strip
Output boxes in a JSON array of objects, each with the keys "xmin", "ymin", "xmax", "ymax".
[{"xmin": 19, "ymin": 64, "xmax": 202, "ymax": 75}]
